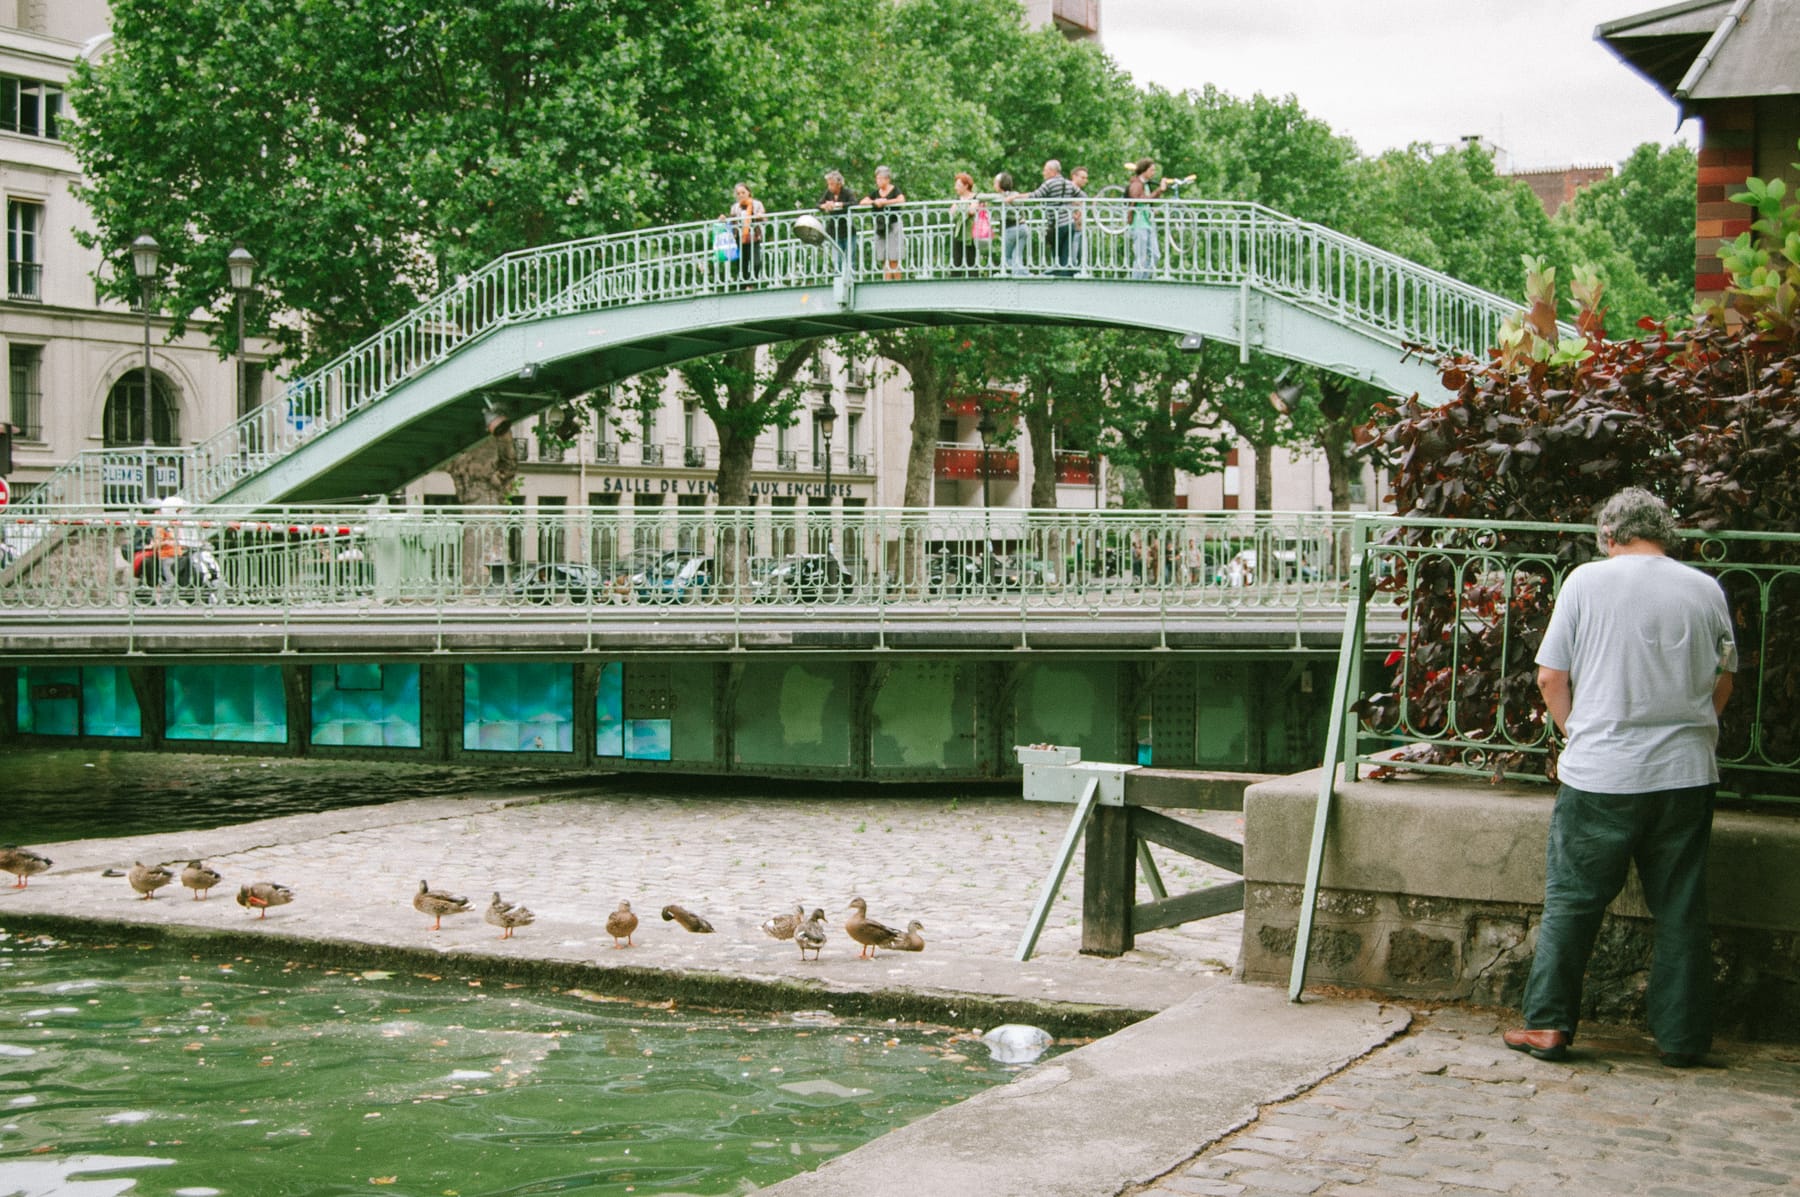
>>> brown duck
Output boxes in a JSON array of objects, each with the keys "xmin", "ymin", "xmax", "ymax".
[
  {"xmin": 486, "ymin": 892, "xmax": 536, "ymax": 939},
  {"xmin": 795, "ymin": 908, "xmax": 827, "ymax": 961},
  {"xmin": 0, "ymin": 845, "xmax": 51, "ymax": 888},
  {"xmin": 760, "ymin": 904, "xmax": 805, "ymax": 941},
  {"xmin": 606, "ymin": 900, "xmax": 639, "ymax": 948},
  {"xmin": 845, "ymin": 897, "xmax": 901, "ymax": 960},
  {"xmin": 180, "ymin": 860, "xmax": 223, "ymax": 901},
  {"xmin": 236, "ymin": 881, "xmax": 295, "ymax": 919},
  {"xmin": 128, "ymin": 861, "xmax": 174, "ymax": 900},
  {"xmin": 414, "ymin": 880, "xmax": 472, "ymax": 931},
  {"xmin": 661, "ymin": 904, "xmax": 715, "ymax": 934},
  {"xmin": 883, "ymin": 919, "xmax": 926, "ymax": 952}
]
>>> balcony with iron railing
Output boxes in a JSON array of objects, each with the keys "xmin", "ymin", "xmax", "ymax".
[
  {"xmin": 594, "ymin": 442, "xmax": 620, "ymax": 464},
  {"xmin": 683, "ymin": 445, "xmax": 707, "ymax": 468},
  {"xmin": 1054, "ymin": 450, "xmax": 1096, "ymax": 485},
  {"xmin": 776, "ymin": 449, "xmax": 799, "ymax": 471},
  {"xmin": 538, "ymin": 443, "xmax": 566, "ymax": 464},
  {"xmin": 1051, "ymin": 0, "xmax": 1099, "ymax": 33},
  {"xmin": 847, "ymin": 453, "xmax": 871, "ymax": 474},
  {"xmin": 640, "ymin": 444, "xmax": 665, "ymax": 466},
  {"xmin": 934, "ymin": 443, "xmax": 1020, "ymax": 481},
  {"xmin": 7, "ymin": 262, "xmax": 42, "ymax": 302}
]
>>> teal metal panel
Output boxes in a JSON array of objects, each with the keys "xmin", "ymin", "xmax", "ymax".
[
  {"xmin": 82, "ymin": 666, "xmax": 142, "ymax": 738},
  {"xmin": 667, "ymin": 661, "xmax": 716, "ymax": 764},
  {"xmin": 1012, "ymin": 662, "xmax": 1120, "ymax": 764},
  {"xmin": 596, "ymin": 660, "xmax": 624, "ymax": 757},
  {"xmin": 870, "ymin": 661, "xmax": 977, "ymax": 772},
  {"xmin": 310, "ymin": 663, "xmax": 422, "ymax": 748},
  {"xmin": 462, "ymin": 662, "xmax": 573, "ymax": 753},
  {"xmin": 166, "ymin": 664, "xmax": 287, "ymax": 744},
  {"xmin": 1196, "ymin": 662, "xmax": 1253, "ymax": 768},
  {"xmin": 18, "ymin": 666, "xmax": 79, "ymax": 736},
  {"xmin": 733, "ymin": 661, "xmax": 856, "ymax": 770}
]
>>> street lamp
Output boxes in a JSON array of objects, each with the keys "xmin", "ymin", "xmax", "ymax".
[
  {"xmin": 977, "ymin": 406, "xmax": 997, "ymax": 564},
  {"xmin": 130, "ymin": 233, "xmax": 161, "ymax": 452},
  {"xmin": 815, "ymin": 397, "xmax": 837, "ymax": 552},
  {"xmin": 228, "ymin": 243, "xmax": 258, "ymax": 418}
]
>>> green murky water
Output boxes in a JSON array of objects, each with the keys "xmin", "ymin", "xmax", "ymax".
[{"xmin": 0, "ymin": 933, "xmax": 1038, "ymax": 1197}]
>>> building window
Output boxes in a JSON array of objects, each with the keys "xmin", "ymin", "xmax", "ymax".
[
  {"xmin": 103, "ymin": 372, "xmax": 180, "ymax": 447},
  {"xmin": 0, "ymin": 76, "xmax": 63, "ymax": 140},
  {"xmin": 537, "ymin": 495, "xmax": 567, "ymax": 562},
  {"xmin": 238, "ymin": 362, "xmax": 266, "ymax": 420},
  {"xmin": 7, "ymin": 199, "xmax": 43, "ymax": 301},
  {"xmin": 8, "ymin": 344, "xmax": 42, "ymax": 440},
  {"xmin": 845, "ymin": 413, "xmax": 861, "ymax": 458}
]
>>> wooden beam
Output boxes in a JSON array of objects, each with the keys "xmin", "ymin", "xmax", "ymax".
[
  {"xmin": 1124, "ymin": 768, "xmax": 1269, "ymax": 810},
  {"xmin": 1132, "ymin": 881, "xmax": 1245, "ymax": 934},
  {"xmin": 1081, "ymin": 805, "xmax": 1136, "ymax": 957},
  {"xmin": 1131, "ymin": 806, "xmax": 1244, "ymax": 874}
]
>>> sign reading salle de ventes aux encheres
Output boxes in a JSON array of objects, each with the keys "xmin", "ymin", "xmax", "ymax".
[{"xmin": 590, "ymin": 476, "xmax": 863, "ymax": 499}]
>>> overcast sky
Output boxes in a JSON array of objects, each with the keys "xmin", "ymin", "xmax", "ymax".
[{"xmin": 1100, "ymin": 0, "xmax": 1696, "ymax": 171}]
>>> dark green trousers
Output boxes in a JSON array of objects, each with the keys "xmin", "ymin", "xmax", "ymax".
[{"xmin": 1522, "ymin": 783, "xmax": 1716, "ymax": 1055}]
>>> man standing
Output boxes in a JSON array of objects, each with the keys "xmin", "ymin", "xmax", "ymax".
[
  {"xmin": 1070, "ymin": 165, "xmax": 1090, "ymax": 274},
  {"xmin": 1505, "ymin": 488, "xmax": 1735, "ymax": 1067},
  {"xmin": 1009, "ymin": 159, "xmax": 1080, "ymax": 276}
]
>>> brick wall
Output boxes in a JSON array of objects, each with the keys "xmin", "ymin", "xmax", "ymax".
[{"xmin": 1695, "ymin": 100, "xmax": 1758, "ymax": 304}]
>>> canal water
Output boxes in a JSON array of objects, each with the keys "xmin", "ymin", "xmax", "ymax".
[{"xmin": 0, "ymin": 751, "xmax": 1057, "ymax": 1195}]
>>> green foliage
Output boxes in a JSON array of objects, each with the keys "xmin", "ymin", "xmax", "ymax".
[
  {"xmin": 1552, "ymin": 142, "xmax": 1697, "ymax": 333},
  {"xmin": 1719, "ymin": 140, "xmax": 1800, "ymax": 335}
]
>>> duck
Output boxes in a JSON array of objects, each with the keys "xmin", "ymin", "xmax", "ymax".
[
  {"xmin": 485, "ymin": 892, "xmax": 536, "ymax": 940},
  {"xmin": 414, "ymin": 880, "xmax": 472, "ymax": 931},
  {"xmin": 180, "ymin": 860, "xmax": 223, "ymax": 901},
  {"xmin": 845, "ymin": 897, "xmax": 901, "ymax": 960},
  {"xmin": 795, "ymin": 908, "xmax": 827, "ymax": 961},
  {"xmin": 661, "ymin": 904, "xmax": 715, "ymax": 934},
  {"xmin": 128, "ymin": 861, "xmax": 174, "ymax": 900},
  {"xmin": 0, "ymin": 845, "xmax": 51, "ymax": 888},
  {"xmin": 760, "ymin": 903, "xmax": 805, "ymax": 941},
  {"xmin": 883, "ymin": 919, "xmax": 926, "ymax": 953},
  {"xmin": 236, "ymin": 881, "xmax": 295, "ymax": 919},
  {"xmin": 606, "ymin": 900, "xmax": 639, "ymax": 949}
]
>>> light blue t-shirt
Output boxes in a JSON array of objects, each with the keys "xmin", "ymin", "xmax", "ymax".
[{"xmin": 1536, "ymin": 553, "xmax": 1734, "ymax": 793}]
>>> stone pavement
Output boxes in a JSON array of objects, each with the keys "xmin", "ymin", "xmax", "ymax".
[
  {"xmin": 1131, "ymin": 1004, "xmax": 1800, "ymax": 1197},
  {"xmin": 5, "ymin": 786, "xmax": 1798, "ymax": 1196}
]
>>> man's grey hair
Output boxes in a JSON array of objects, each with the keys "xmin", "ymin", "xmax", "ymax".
[
  {"xmin": 824, "ymin": 170, "xmax": 844, "ymax": 185},
  {"xmin": 1044, "ymin": 159, "xmax": 1062, "ymax": 174},
  {"xmin": 1595, "ymin": 487, "xmax": 1679, "ymax": 551}
]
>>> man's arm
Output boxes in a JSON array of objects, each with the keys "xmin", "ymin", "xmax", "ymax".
[
  {"xmin": 1538, "ymin": 666, "xmax": 1572, "ymax": 735},
  {"xmin": 1713, "ymin": 670, "xmax": 1733, "ymax": 717}
]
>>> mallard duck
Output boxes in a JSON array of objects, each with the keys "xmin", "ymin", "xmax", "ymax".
[
  {"xmin": 795, "ymin": 908, "xmax": 827, "ymax": 961},
  {"xmin": 883, "ymin": 919, "xmax": 925, "ymax": 952},
  {"xmin": 0, "ymin": 845, "xmax": 51, "ymax": 888},
  {"xmin": 661, "ymin": 904, "xmax": 715, "ymax": 934},
  {"xmin": 180, "ymin": 860, "xmax": 223, "ymax": 901},
  {"xmin": 414, "ymin": 880, "xmax": 472, "ymax": 931},
  {"xmin": 845, "ymin": 897, "xmax": 901, "ymax": 960},
  {"xmin": 128, "ymin": 861, "xmax": 174, "ymax": 900},
  {"xmin": 486, "ymin": 892, "xmax": 536, "ymax": 940},
  {"xmin": 236, "ymin": 881, "xmax": 294, "ymax": 919},
  {"xmin": 761, "ymin": 903, "xmax": 805, "ymax": 941},
  {"xmin": 606, "ymin": 900, "xmax": 639, "ymax": 948}
]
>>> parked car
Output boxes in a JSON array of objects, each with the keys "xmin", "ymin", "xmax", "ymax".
[
  {"xmin": 1218, "ymin": 546, "xmax": 1321, "ymax": 587},
  {"xmin": 754, "ymin": 553, "xmax": 849, "ymax": 602},
  {"xmin": 926, "ymin": 551, "xmax": 993, "ymax": 596},
  {"xmin": 996, "ymin": 555, "xmax": 1057, "ymax": 593},
  {"xmin": 512, "ymin": 562, "xmax": 609, "ymax": 603},
  {"xmin": 637, "ymin": 554, "xmax": 712, "ymax": 603}
]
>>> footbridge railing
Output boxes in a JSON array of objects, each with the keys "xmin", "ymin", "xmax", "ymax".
[
  {"xmin": 0, "ymin": 505, "xmax": 1360, "ymax": 626},
  {"xmin": 15, "ymin": 199, "xmax": 1529, "ymax": 524}
]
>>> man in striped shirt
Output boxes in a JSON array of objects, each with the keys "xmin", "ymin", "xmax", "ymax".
[{"xmin": 1008, "ymin": 159, "xmax": 1081, "ymax": 276}]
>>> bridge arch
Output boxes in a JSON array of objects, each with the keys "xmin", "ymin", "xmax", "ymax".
[{"xmin": 21, "ymin": 200, "xmax": 1514, "ymax": 514}]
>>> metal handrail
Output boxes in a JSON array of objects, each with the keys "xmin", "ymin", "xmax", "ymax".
[
  {"xmin": 0, "ymin": 504, "xmax": 1366, "ymax": 621},
  {"xmin": 13, "ymin": 198, "xmax": 1538, "ymax": 523}
]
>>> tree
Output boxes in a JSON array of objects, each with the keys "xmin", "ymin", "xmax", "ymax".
[
  {"xmin": 674, "ymin": 343, "xmax": 819, "ymax": 509},
  {"xmin": 1554, "ymin": 142, "xmax": 1697, "ymax": 329}
]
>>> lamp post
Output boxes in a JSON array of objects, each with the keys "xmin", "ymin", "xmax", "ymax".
[
  {"xmin": 977, "ymin": 406, "xmax": 996, "ymax": 568},
  {"xmin": 130, "ymin": 233, "xmax": 161, "ymax": 457},
  {"xmin": 228, "ymin": 243, "xmax": 258, "ymax": 418},
  {"xmin": 815, "ymin": 398, "xmax": 837, "ymax": 550}
]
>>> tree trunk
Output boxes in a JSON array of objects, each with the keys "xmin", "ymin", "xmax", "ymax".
[
  {"xmin": 1253, "ymin": 440, "xmax": 1274, "ymax": 512},
  {"xmin": 446, "ymin": 435, "xmax": 518, "ymax": 585},
  {"xmin": 1319, "ymin": 418, "xmax": 1354, "ymax": 512},
  {"xmin": 1025, "ymin": 401, "xmax": 1058, "ymax": 509},
  {"xmin": 1140, "ymin": 460, "xmax": 1177, "ymax": 510}
]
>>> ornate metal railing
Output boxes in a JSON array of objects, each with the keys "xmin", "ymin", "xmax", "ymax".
[
  {"xmin": 0, "ymin": 505, "xmax": 1361, "ymax": 620},
  {"xmin": 1324, "ymin": 515, "xmax": 1800, "ymax": 795},
  {"xmin": 12, "ymin": 198, "xmax": 1531, "ymax": 524}
]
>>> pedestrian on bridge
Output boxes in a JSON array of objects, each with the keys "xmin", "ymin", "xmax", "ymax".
[
  {"xmin": 949, "ymin": 172, "xmax": 980, "ymax": 277},
  {"xmin": 993, "ymin": 171, "xmax": 1028, "ymax": 276},
  {"xmin": 817, "ymin": 170, "xmax": 854, "ymax": 266},
  {"xmin": 1014, "ymin": 159, "xmax": 1080, "ymax": 277},
  {"xmin": 861, "ymin": 166, "xmax": 905, "ymax": 280},
  {"xmin": 1070, "ymin": 165, "xmax": 1091, "ymax": 274},
  {"xmin": 727, "ymin": 182, "xmax": 766, "ymax": 287},
  {"xmin": 1506, "ymin": 487, "xmax": 1736, "ymax": 1068},
  {"xmin": 1127, "ymin": 159, "xmax": 1175, "ymax": 280}
]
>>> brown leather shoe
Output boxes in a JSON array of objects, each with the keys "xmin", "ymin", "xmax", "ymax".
[{"xmin": 1502, "ymin": 1027, "xmax": 1571, "ymax": 1061}]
